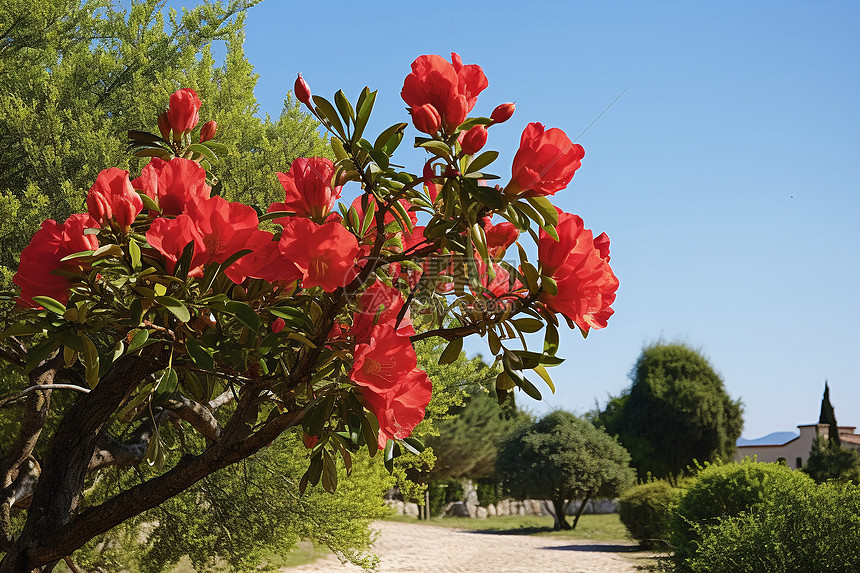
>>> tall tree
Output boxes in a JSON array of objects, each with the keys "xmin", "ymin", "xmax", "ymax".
[
  {"xmin": 597, "ymin": 343, "xmax": 743, "ymax": 483},
  {"xmin": 818, "ymin": 381, "xmax": 841, "ymax": 445},
  {"xmin": 496, "ymin": 411, "xmax": 635, "ymax": 530}
]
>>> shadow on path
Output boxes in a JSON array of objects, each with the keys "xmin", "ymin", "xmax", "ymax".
[
  {"xmin": 537, "ymin": 544, "xmax": 642, "ymax": 553},
  {"xmin": 465, "ymin": 527, "xmax": 555, "ymax": 536}
]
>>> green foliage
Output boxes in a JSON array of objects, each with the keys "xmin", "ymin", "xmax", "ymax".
[
  {"xmin": 475, "ymin": 478, "xmax": 504, "ymax": 508},
  {"xmin": 496, "ymin": 411, "xmax": 635, "ymax": 530},
  {"xmin": 804, "ymin": 437, "xmax": 860, "ymax": 484},
  {"xmin": 428, "ymin": 478, "xmax": 465, "ymax": 517},
  {"xmin": 671, "ymin": 460, "xmax": 815, "ymax": 570},
  {"xmin": 617, "ymin": 480, "xmax": 680, "ymax": 548},
  {"xmin": 682, "ymin": 481, "xmax": 860, "ymax": 573},
  {"xmin": 71, "ymin": 430, "xmax": 391, "ymax": 573},
  {"xmin": 0, "ymin": 0, "xmax": 324, "ymax": 287},
  {"xmin": 598, "ymin": 343, "xmax": 744, "ymax": 482}
]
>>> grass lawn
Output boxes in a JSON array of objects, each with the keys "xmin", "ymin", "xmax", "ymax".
[{"xmin": 386, "ymin": 512, "xmax": 631, "ymax": 542}]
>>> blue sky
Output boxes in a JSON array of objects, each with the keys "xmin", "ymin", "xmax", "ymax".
[{"xmin": 176, "ymin": 1, "xmax": 859, "ymax": 438}]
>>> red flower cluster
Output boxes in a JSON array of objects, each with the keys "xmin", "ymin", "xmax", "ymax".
[
  {"xmin": 401, "ymin": 53, "xmax": 488, "ymax": 132},
  {"xmin": 132, "ymin": 158, "xmax": 211, "ymax": 216},
  {"xmin": 350, "ymin": 323, "xmax": 431, "ymax": 449},
  {"xmin": 14, "ymin": 214, "xmax": 99, "ymax": 307},
  {"xmin": 269, "ymin": 157, "xmax": 341, "ymax": 221},
  {"xmin": 538, "ymin": 209, "xmax": 618, "ymax": 333},
  {"xmin": 507, "ymin": 123, "xmax": 584, "ymax": 197}
]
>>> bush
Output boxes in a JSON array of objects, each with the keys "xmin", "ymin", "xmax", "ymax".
[
  {"xmin": 475, "ymin": 478, "xmax": 504, "ymax": 508},
  {"xmin": 618, "ymin": 481, "xmax": 680, "ymax": 548},
  {"xmin": 686, "ymin": 482, "xmax": 860, "ymax": 572},
  {"xmin": 428, "ymin": 478, "xmax": 465, "ymax": 517},
  {"xmin": 672, "ymin": 460, "xmax": 815, "ymax": 570}
]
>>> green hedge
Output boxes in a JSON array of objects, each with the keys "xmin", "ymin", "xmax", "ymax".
[{"xmin": 618, "ymin": 481, "xmax": 680, "ymax": 548}]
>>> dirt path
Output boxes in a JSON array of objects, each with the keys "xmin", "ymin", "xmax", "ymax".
[{"xmin": 284, "ymin": 521, "xmax": 649, "ymax": 573}]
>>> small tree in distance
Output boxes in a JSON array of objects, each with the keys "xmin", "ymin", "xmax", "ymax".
[{"xmin": 496, "ymin": 411, "xmax": 635, "ymax": 530}]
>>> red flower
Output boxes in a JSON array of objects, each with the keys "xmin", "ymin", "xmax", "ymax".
[
  {"xmin": 410, "ymin": 103, "xmax": 442, "ymax": 135},
  {"xmin": 157, "ymin": 112, "xmax": 171, "ymax": 140},
  {"xmin": 401, "ymin": 53, "xmax": 488, "ymax": 131},
  {"xmin": 14, "ymin": 214, "xmax": 99, "ymax": 307},
  {"xmin": 167, "ymin": 89, "xmax": 202, "ymax": 134},
  {"xmin": 538, "ymin": 209, "xmax": 618, "ymax": 333},
  {"xmin": 363, "ymin": 367, "xmax": 432, "ymax": 449},
  {"xmin": 350, "ymin": 324, "xmax": 432, "ymax": 448},
  {"xmin": 294, "ymin": 73, "xmax": 312, "ymax": 107},
  {"xmin": 352, "ymin": 280, "xmax": 415, "ymax": 343},
  {"xmin": 491, "ymin": 102, "xmax": 515, "ymax": 124},
  {"xmin": 132, "ymin": 158, "xmax": 211, "ymax": 216},
  {"xmin": 269, "ymin": 157, "xmax": 341, "ymax": 221},
  {"xmin": 483, "ymin": 220, "xmax": 519, "ymax": 259},
  {"xmin": 459, "ymin": 125, "xmax": 488, "ymax": 155},
  {"xmin": 278, "ymin": 217, "xmax": 359, "ymax": 292},
  {"xmin": 271, "ymin": 318, "xmax": 286, "ymax": 333},
  {"xmin": 225, "ymin": 230, "xmax": 301, "ymax": 285},
  {"xmin": 507, "ymin": 123, "xmax": 584, "ymax": 197},
  {"xmin": 145, "ymin": 213, "xmax": 204, "ymax": 276},
  {"xmin": 86, "ymin": 168, "xmax": 143, "ymax": 231}
]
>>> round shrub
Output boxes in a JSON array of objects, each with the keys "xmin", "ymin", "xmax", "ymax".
[
  {"xmin": 618, "ymin": 481, "xmax": 681, "ymax": 548},
  {"xmin": 428, "ymin": 478, "xmax": 464, "ymax": 517},
  {"xmin": 686, "ymin": 482, "xmax": 860, "ymax": 572},
  {"xmin": 672, "ymin": 460, "xmax": 815, "ymax": 570}
]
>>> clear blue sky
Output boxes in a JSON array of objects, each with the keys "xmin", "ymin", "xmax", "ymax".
[{"xmin": 178, "ymin": 0, "xmax": 859, "ymax": 438}]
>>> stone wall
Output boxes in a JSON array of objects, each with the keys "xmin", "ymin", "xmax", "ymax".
[{"xmin": 384, "ymin": 481, "xmax": 617, "ymax": 519}]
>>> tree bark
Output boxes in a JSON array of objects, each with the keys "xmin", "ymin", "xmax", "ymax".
[
  {"xmin": 571, "ymin": 492, "xmax": 591, "ymax": 530},
  {"xmin": 551, "ymin": 498, "xmax": 570, "ymax": 530}
]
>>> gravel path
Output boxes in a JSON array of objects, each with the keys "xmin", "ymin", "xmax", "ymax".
[{"xmin": 284, "ymin": 521, "xmax": 649, "ymax": 573}]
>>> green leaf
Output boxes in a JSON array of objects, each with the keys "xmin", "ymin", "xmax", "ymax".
[
  {"xmin": 511, "ymin": 317, "xmax": 543, "ymax": 333},
  {"xmin": 153, "ymin": 367, "xmax": 179, "ymax": 401},
  {"xmin": 374, "ymin": 123, "xmax": 408, "ymax": 152},
  {"xmin": 187, "ymin": 143, "xmax": 218, "ymax": 163},
  {"xmin": 23, "ymin": 338, "xmax": 60, "ymax": 375},
  {"xmin": 173, "ymin": 240, "xmax": 196, "ymax": 280},
  {"xmin": 185, "ymin": 337, "xmax": 214, "ymax": 371},
  {"xmin": 0, "ymin": 320, "xmax": 42, "ymax": 340},
  {"xmin": 401, "ymin": 437, "xmax": 425, "ymax": 455},
  {"xmin": 321, "ymin": 450, "xmax": 338, "ymax": 493},
  {"xmin": 81, "ymin": 334, "xmax": 100, "ymax": 388},
  {"xmin": 467, "ymin": 179, "xmax": 504, "ymax": 210},
  {"xmin": 156, "ymin": 296, "xmax": 190, "ymax": 322},
  {"xmin": 145, "ymin": 432, "xmax": 164, "ymax": 469},
  {"xmin": 330, "ymin": 137, "xmax": 348, "ymax": 161},
  {"xmin": 270, "ymin": 306, "xmax": 313, "ymax": 329},
  {"xmin": 312, "ymin": 95, "xmax": 346, "ymax": 138},
  {"xmin": 466, "ymin": 150, "xmax": 499, "ymax": 174},
  {"xmin": 439, "ymin": 337, "xmax": 463, "ymax": 365},
  {"xmin": 128, "ymin": 238, "xmax": 141, "ymax": 271},
  {"xmin": 542, "ymin": 275, "xmax": 558, "ymax": 296},
  {"xmin": 533, "ymin": 365, "xmax": 556, "ymax": 393},
  {"xmin": 526, "ymin": 196, "xmax": 559, "ymax": 226},
  {"xmin": 353, "ymin": 88, "xmax": 377, "ymax": 141},
  {"xmin": 137, "ymin": 191, "xmax": 160, "ymax": 213},
  {"xmin": 225, "ymin": 301, "xmax": 260, "ymax": 332},
  {"xmin": 31, "ymin": 296, "xmax": 66, "ymax": 316},
  {"xmin": 127, "ymin": 329, "xmax": 149, "ymax": 353},
  {"xmin": 334, "ymin": 89, "xmax": 355, "ymax": 123},
  {"xmin": 417, "ymin": 139, "xmax": 452, "ymax": 158},
  {"xmin": 544, "ymin": 321, "xmax": 559, "ymax": 356}
]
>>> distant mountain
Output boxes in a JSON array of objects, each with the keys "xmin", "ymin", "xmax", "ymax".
[{"xmin": 737, "ymin": 431, "xmax": 799, "ymax": 447}]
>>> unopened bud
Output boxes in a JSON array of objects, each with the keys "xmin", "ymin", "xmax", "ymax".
[
  {"xmin": 490, "ymin": 102, "xmax": 516, "ymax": 124},
  {"xmin": 411, "ymin": 104, "xmax": 442, "ymax": 135},
  {"xmin": 199, "ymin": 120, "xmax": 217, "ymax": 143},
  {"xmin": 271, "ymin": 317, "xmax": 286, "ymax": 333},
  {"xmin": 459, "ymin": 125, "xmax": 488, "ymax": 155},
  {"xmin": 157, "ymin": 112, "xmax": 171, "ymax": 140},
  {"xmin": 295, "ymin": 73, "xmax": 312, "ymax": 107}
]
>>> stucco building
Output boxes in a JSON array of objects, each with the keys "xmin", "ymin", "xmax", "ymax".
[{"xmin": 735, "ymin": 423, "xmax": 860, "ymax": 468}]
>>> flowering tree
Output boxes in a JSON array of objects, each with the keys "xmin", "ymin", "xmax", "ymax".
[{"xmin": 0, "ymin": 53, "xmax": 618, "ymax": 571}]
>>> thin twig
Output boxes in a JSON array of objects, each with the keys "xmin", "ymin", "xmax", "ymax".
[{"xmin": 0, "ymin": 384, "xmax": 90, "ymax": 408}]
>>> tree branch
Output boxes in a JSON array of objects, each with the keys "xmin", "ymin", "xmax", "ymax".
[{"xmin": 0, "ymin": 383, "xmax": 90, "ymax": 409}]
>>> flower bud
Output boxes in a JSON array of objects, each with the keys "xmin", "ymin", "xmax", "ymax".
[
  {"xmin": 114, "ymin": 198, "xmax": 136, "ymax": 231},
  {"xmin": 295, "ymin": 73, "xmax": 312, "ymax": 107},
  {"xmin": 411, "ymin": 104, "xmax": 442, "ymax": 135},
  {"xmin": 157, "ymin": 112, "xmax": 171, "ymax": 140},
  {"xmin": 491, "ymin": 102, "xmax": 516, "ymax": 124},
  {"xmin": 167, "ymin": 88, "xmax": 202, "ymax": 134},
  {"xmin": 86, "ymin": 191, "xmax": 112, "ymax": 224},
  {"xmin": 459, "ymin": 125, "xmax": 488, "ymax": 155},
  {"xmin": 199, "ymin": 120, "xmax": 217, "ymax": 143},
  {"xmin": 271, "ymin": 317, "xmax": 286, "ymax": 333}
]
